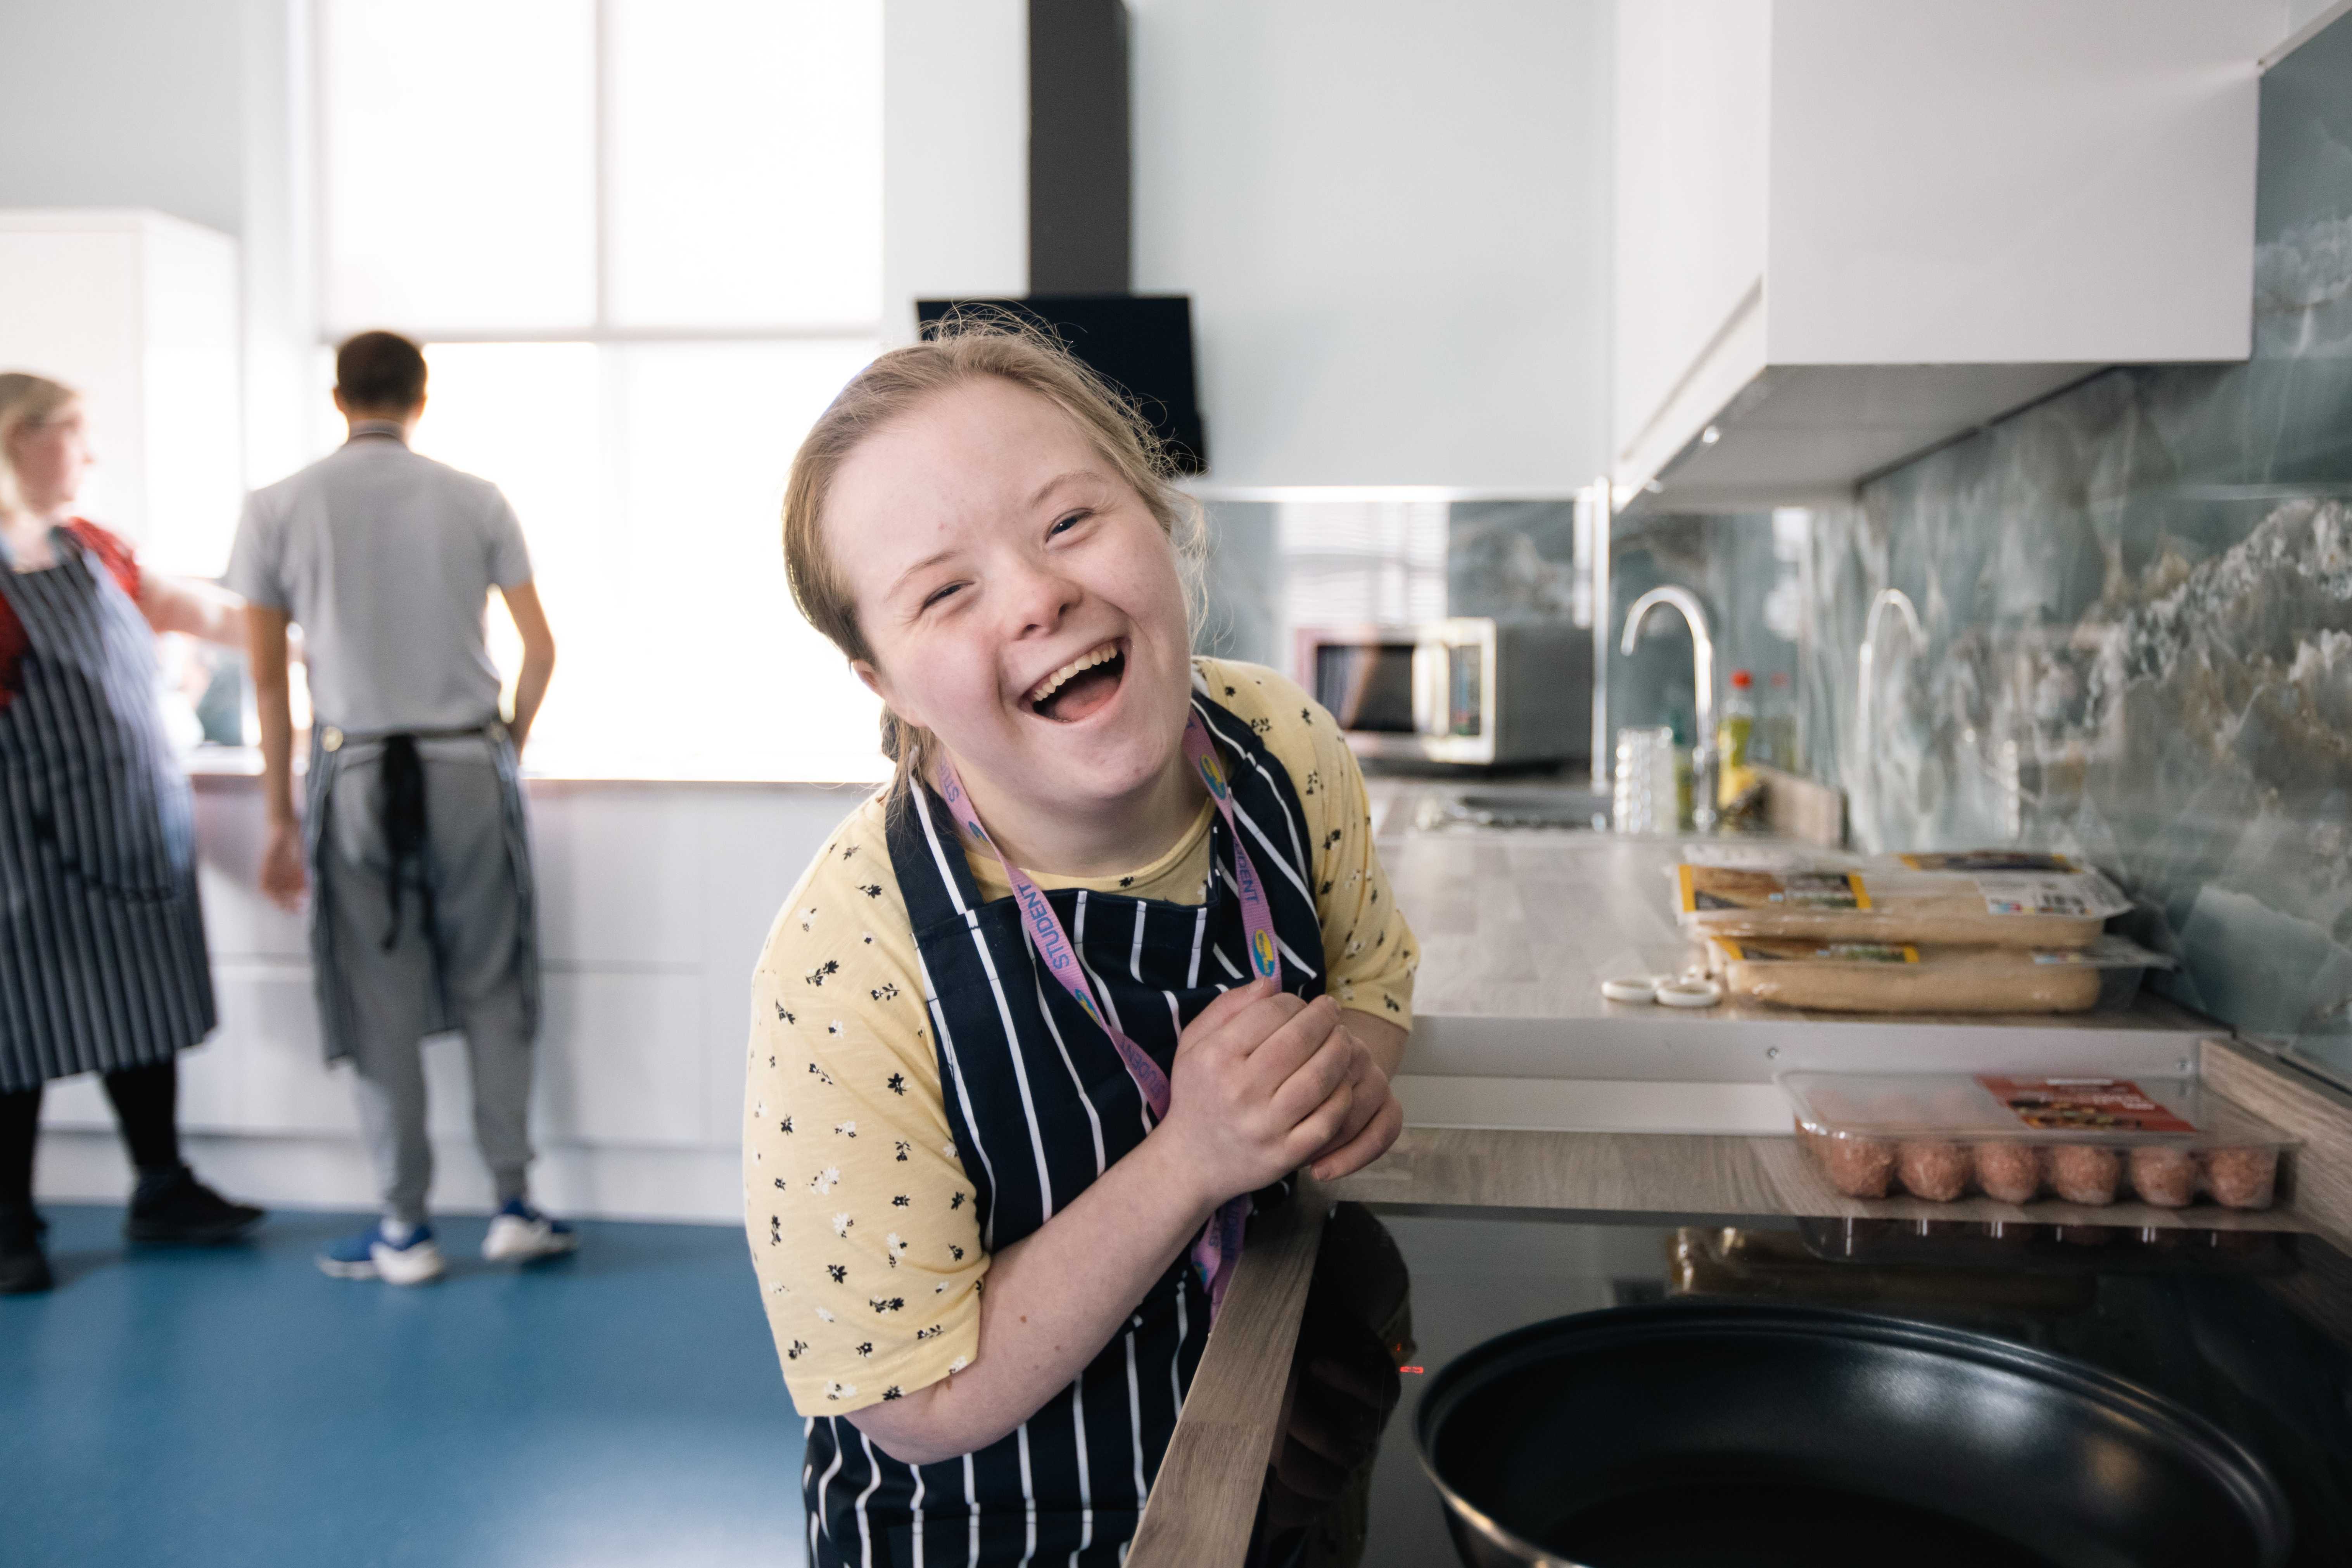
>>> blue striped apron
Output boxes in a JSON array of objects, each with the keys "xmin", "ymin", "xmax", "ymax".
[
  {"xmin": 0, "ymin": 529, "xmax": 215, "ymax": 1092},
  {"xmin": 801, "ymin": 682, "xmax": 1328, "ymax": 1567}
]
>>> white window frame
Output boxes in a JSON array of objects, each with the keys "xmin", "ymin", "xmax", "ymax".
[{"xmin": 308, "ymin": 0, "xmax": 881, "ymax": 350}]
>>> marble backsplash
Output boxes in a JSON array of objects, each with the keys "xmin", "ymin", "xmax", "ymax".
[{"xmin": 1813, "ymin": 10, "xmax": 2352, "ymax": 1082}]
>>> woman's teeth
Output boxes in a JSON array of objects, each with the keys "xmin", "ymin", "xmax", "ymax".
[{"xmin": 1026, "ymin": 643, "xmax": 1120, "ymax": 708}]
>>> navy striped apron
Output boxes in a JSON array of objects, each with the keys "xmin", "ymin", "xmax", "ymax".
[
  {"xmin": 0, "ymin": 529, "xmax": 215, "ymax": 1092},
  {"xmin": 802, "ymin": 683, "xmax": 1327, "ymax": 1567}
]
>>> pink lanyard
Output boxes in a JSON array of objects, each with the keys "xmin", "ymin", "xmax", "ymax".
[{"xmin": 931, "ymin": 711, "xmax": 1279, "ymax": 1315}]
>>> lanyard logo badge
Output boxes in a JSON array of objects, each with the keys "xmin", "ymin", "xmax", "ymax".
[
  {"xmin": 1250, "ymin": 927, "xmax": 1279, "ymax": 976},
  {"xmin": 1196, "ymin": 750, "xmax": 1229, "ymax": 801}
]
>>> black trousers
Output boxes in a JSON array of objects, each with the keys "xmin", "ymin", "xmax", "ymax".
[{"xmin": 0, "ymin": 1059, "xmax": 181, "ymax": 1206}]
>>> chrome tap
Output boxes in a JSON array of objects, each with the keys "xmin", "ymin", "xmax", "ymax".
[
  {"xmin": 1856, "ymin": 588, "xmax": 1924, "ymax": 837},
  {"xmin": 1620, "ymin": 586, "xmax": 1718, "ymax": 833}
]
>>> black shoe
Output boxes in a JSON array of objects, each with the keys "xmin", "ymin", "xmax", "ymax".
[
  {"xmin": 1, "ymin": 1201, "xmax": 52, "ymax": 1294},
  {"xmin": 123, "ymin": 1166, "xmax": 266, "ymax": 1245}
]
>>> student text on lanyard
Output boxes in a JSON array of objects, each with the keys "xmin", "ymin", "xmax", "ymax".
[{"xmin": 931, "ymin": 711, "xmax": 1279, "ymax": 1316}]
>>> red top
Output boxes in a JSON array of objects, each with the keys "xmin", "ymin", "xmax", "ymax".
[{"xmin": 0, "ymin": 519, "xmax": 143, "ymax": 713}]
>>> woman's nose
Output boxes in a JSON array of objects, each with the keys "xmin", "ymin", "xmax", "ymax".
[{"xmin": 1004, "ymin": 560, "xmax": 1083, "ymax": 636}]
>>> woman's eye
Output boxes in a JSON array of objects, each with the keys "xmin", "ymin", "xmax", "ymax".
[
  {"xmin": 1048, "ymin": 510, "xmax": 1091, "ymax": 537},
  {"xmin": 921, "ymin": 583, "xmax": 963, "ymax": 610}
]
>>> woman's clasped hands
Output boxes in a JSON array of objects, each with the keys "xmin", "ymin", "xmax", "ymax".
[{"xmin": 1157, "ymin": 978, "xmax": 1404, "ymax": 1204}]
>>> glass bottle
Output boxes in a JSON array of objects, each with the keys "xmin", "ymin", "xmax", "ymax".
[{"xmin": 1716, "ymin": 668, "xmax": 1757, "ymax": 807}]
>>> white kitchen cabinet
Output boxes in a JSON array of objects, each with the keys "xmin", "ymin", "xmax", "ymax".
[
  {"xmin": 1613, "ymin": 1, "xmax": 2273, "ymax": 508},
  {"xmin": 0, "ymin": 209, "xmax": 242, "ymax": 574}
]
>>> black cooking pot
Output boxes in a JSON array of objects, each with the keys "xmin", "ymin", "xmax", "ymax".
[{"xmin": 1415, "ymin": 1303, "xmax": 2291, "ymax": 1568}]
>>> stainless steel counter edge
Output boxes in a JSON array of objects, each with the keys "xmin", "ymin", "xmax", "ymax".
[{"xmin": 1399, "ymin": 1001, "xmax": 2209, "ymax": 1083}]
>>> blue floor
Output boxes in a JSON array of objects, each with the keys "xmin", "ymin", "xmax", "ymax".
[{"xmin": 2, "ymin": 1205, "xmax": 808, "ymax": 1566}]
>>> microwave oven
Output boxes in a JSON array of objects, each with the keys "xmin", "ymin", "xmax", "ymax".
[{"xmin": 1295, "ymin": 618, "xmax": 1591, "ymax": 766}]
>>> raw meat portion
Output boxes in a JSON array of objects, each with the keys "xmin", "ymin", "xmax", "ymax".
[
  {"xmin": 1896, "ymin": 1141, "xmax": 1972, "ymax": 1201},
  {"xmin": 2126, "ymin": 1146, "xmax": 2197, "ymax": 1208},
  {"xmin": 2046, "ymin": 1145, "xmax": 2121, "ymax": 1205},
  {"xmin": 1817, "ymin": 1134, "xmax": 1898, "ymax": 1198},
  {"xmin": 2203, "ymin": 1146, "xmax": 2279, "ymax": 1210},
  {"xmin": 1974, "ymin": 1143, "xmax": 2042, "ymax": 1204}
]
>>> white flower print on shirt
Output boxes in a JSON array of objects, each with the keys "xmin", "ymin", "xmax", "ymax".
[
  {"xmin": 825, "ymin": 1380, "xmax": 856, "ymax": 1400},
  {"xmin": 884, "ymin": 1232, "xmax": 908, "ymax": 1267},
  {"xmin": 811, "ymin": 1166, "xmax": 842, "ymax": 1195},
  {"xmin": 831, "ymin": 1212, "xmax": 854, "ymax": 1238}
]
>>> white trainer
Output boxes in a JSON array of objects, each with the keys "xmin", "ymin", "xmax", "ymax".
[
  {"xmin": 317, "ymin": 1222, "xmax": 446, "ymax": 1286},
  {"xmin": 482, "ymin": 1200, "xmax": 579, "ymax": 1263}
]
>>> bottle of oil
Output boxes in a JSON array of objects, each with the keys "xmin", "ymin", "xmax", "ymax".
[{"xmin": 1716, "ymin": 669, "xmax": 1757, "ymax": 807}]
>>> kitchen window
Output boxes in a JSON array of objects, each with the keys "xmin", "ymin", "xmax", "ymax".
[
  {"xmin": 313, "ymin": 0, "xmax": 885, "ymax": 780},
  {"xmin": 1274, "ymin": 499, "xmax": 1449, "ymax": 659}
]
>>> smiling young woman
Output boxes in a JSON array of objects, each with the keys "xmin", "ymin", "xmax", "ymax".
[{"xmin": 746, "ymin": 323, "xmax": 1416, "ymax": 1566}]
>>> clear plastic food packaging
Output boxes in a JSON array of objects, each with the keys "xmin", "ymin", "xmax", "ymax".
[
  {"xmin": 1705, "ymin": 934, "xmax": 2171, "ymax": 1014},
  {"xmin": 1675, "ymin": 851, "xmax": 2131, "ymax": 950},
  {"xmin": 1782, "ymin": 1072, "xmax": 2293, "ymax": 1211}
]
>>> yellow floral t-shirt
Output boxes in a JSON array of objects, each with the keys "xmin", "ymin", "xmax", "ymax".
[{"xmin": 741, "ymin": 658, "xmax": 1415, "ymax": 1414}]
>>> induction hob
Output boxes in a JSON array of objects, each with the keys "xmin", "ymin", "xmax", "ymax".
[{"xmin": 1275, "ymin": 1206, "xmax": 2352, "ymax": 1567}]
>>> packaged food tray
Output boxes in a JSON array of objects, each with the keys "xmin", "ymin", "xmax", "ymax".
[
  {"xmin": 1675, "ymin": 850, "xmax": 2131, "ymax": 950},
  {"xmin": 1706, "ymin": 934, "xmax": 2171, "ymax": 1014},
  {"xmin": 1781, "ymin": 1072, "xmax": 2293, "ymax": 1210}
]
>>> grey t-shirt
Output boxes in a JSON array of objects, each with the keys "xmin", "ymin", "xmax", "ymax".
[{"xmin": 226, "ymin": 437, "xmax": 533, "ymax": 734}]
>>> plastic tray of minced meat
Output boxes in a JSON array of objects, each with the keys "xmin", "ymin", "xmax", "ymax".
[{"xmin": 1781, "ymin": 1072, "xmax": 2294, "ymax": 1210}]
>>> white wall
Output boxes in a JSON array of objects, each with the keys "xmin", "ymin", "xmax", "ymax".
[
  {"xmin": 0, "ymin": 0, "xmax": 315, "ymax": 508},
  {"xmin": 0, "ymin": 0, "xmax": 249, "ymax": 233},
  {"xmin": 882, "ymin": 0, "xmax": 1029, "ymax": 340},
  {"xmin": 1131, "ymin": 0, "xmax": 1614, "ymax": 491}
]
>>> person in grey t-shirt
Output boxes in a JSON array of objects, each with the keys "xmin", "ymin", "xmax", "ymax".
[{"xmin": 226, "ymin": 330, "xmax": 569, "ymax": 1286}]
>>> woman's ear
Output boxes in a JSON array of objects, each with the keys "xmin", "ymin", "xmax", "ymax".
[{"xmin": 852, "ymin": 658, "xmax": 922, "ymax": 732}]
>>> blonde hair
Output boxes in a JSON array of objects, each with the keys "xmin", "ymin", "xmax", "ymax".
[
  {"xmin": 781, "ymin": 313, "xmax": 1205, "ymax": 797},
  {"xmin": 0, "ymin": 372, "xmax": 79, "ymax": 519}
]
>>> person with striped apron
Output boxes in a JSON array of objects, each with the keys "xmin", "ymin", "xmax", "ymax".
[
  {"xmin": 0, "ymin": 372, "xmax": 265, "ymax": 1296},
  {"xmin": 745, "ymin": 323, "xmax": 1417, "ymax": 1563},
  {"xmin": 227, "ymin": 332, "xmax": 569, "ymax": 1287}
]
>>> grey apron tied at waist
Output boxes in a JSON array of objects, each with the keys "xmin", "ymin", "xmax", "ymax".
[
  {"xmin": 320, "ymin": 721, "xmax": 506, "ymax": 951},
  {"xmin": 303, "ymin": 719, "xmax": 537, "ymax": 1064}
]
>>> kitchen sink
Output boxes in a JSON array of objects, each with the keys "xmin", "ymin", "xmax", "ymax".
[{"xmin": 1412, "ymin": 788, "xmax": 1611, "ymax": 833}]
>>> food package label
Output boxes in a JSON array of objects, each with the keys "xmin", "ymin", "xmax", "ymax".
[
  {"xmin": 1678, "ymin": 865, "xmax": 1870, "ymax": 913},
  {"xmin": 1973, "ymin": 873, "xmax": 2111, "ymax": 917},
  {"xmin": 1975, "ymin": 1075, "xmax": 2196, "ymax": 1134},
  {"xmin": 1718, "ymin": 939, "xmax": 1918, "ymax": 963},
  {"xmin": 2029, "ymin": 934, "xmax": 2176, "ymax": 969},
  {"xmin": 1899, "ymin": 851, "xmax": 2080, "ymax": 874}
]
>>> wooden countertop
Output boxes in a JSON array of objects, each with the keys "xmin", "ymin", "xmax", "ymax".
[{"xmin": 1382, "ymin": 825, "xmax": 2208, "ymax": 1040}]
